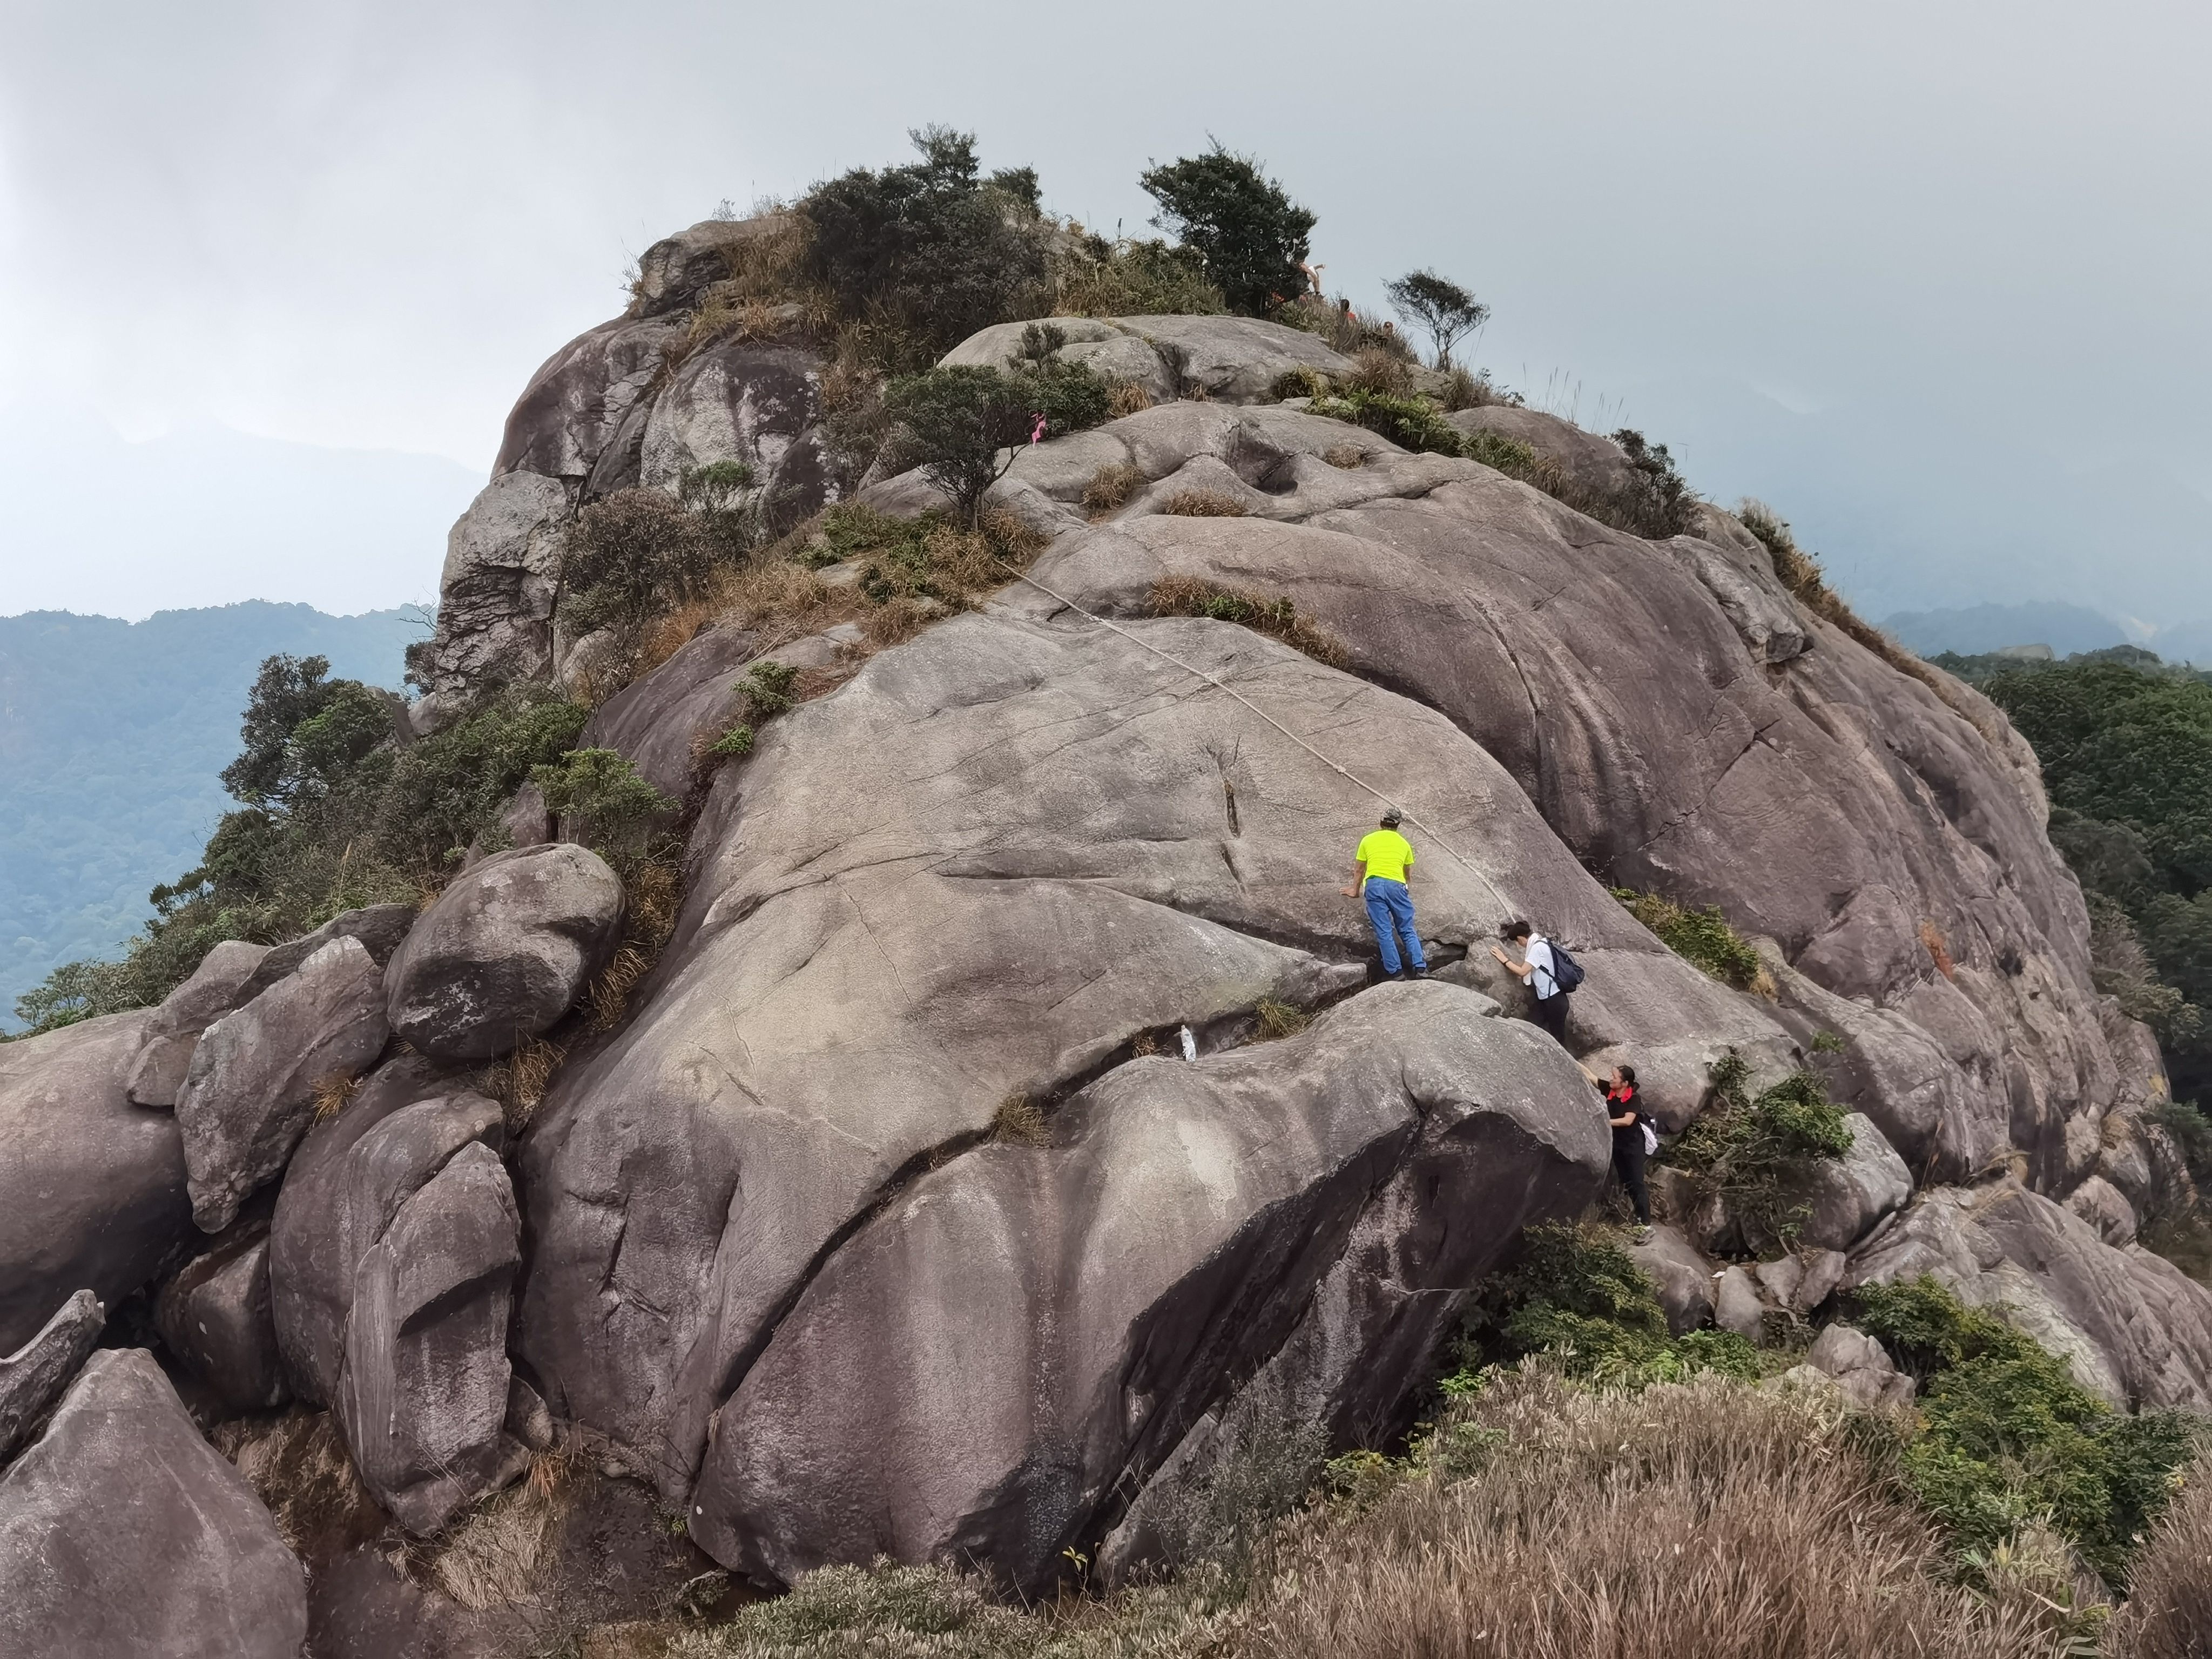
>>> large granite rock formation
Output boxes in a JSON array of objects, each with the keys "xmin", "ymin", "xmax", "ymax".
[
  {"xmin": 0, "ymin": 1347, "xmax": 307, "ymax": 1658},
  {"xmin": 0, "ymin": 1010, "xmax": 192, "ymax": 1354},
  {"xmin": 0, "ymin": 1289, "xmax": 103, "ymax": 1465}
]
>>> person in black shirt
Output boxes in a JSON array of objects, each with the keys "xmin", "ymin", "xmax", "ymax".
[{"xmin": 1579, "ymin": 1059, "xmax": 1650, "ymax": 1230}]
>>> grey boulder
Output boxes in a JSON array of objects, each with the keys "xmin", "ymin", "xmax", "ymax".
[
  {"xmin": 1714, "ymin": 1265, "xmax": 1766, "ymax": 1341},
  {"xmin": 336, "ymin": 1141, "xmax": 523, "ymax": 1534},
  {"xmin": 2065, "ymin": 1172, "xmax": 2139, "ymax": 1246},
  {"xmin": 695, "ymin": 984, "xmax": 1605, "ymax": 1593},
  {"xmin": 1792, "ymin": 1112, "xmax": 1913, "ymax": 1251},
  {"xmin": 1628, "ymin": 1224, "xmax": 1715, "ymax": 1334},
  {"xmin": 125, "ymin": 939, "xmax": 270, "ymax": 1108},
  {"xmin": 383, "ymin": 843, "xmax": 625, "ymax": 1063},
  {"xmin": 637, "ymin": 337, "xmax": 833, "ymax": 526},
  {"xmin": 177, "ymin": 935, "xmax": 392, "ymax": 1233},
  {"xmin": 496, "ymin": 312, "xmax": 687, "ymax": 485},
  {"xmin": 242, "ymin": 902, "xmax": 418, "ymax": 998},
  {"xmin": 271, "ymin": 1068, "xmax": 504, "ymax": 1405},
  {"xmin": 155, "ymin": 1231, "xmax": 287, "ymax": 1414},
  {"xmin": 1805, "ymin": 1323, "xmax": 1916, "ymax": 1411},
  {"xmin": 416, "ymin": 470, "xmax": 572, "ymax": 699},
  {"xmin": 0, "ymin": 1010, "xmax": 192, "ymax": 1354},
  {"xmin": 0, "ymin": 1347, "xmax": 306, "ymax": 1658},
  {"xmin": 0, "ymin": 1289, "xmax": 103, "ymax": 1465},
  {"xmin": 940, "ymin": 313, "xmax": 1354, "ymax": 406}
]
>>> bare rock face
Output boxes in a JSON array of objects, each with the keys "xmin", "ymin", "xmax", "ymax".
[
  {"xmin": 1847, "ymin": 1182, "xmax": 2212, "ymax": 1410},
  {"xmin": 0, "ymin": 1289, "xmax": 103, "ymax": 1465},
  {"xmin": 1793, "ymin": 1112, "xmax": 1913, "ymax": 1251},
  {"xmin": 942, "ymin": 313, "xmax": 1355, "ymax": 406},
  {"xmin": 417, "ymin": 471, "xmax": 572, "ymax": 699},
  {"xmin": 383, "ymin": 844, "xmax": 625, "ymax": 1063},
  {"xmin": 1805, "ymin": 1323, "xmax": 1916, "ymax": 1411},
  {"xmin": 337, "ymin": 1142, "xmax": 523, "ymax": 1534},
  {"xmin": 694, "ymin": 985, "xmax": 1604, "ymax": 1592},
  {"xmin": 0, "ymin": 1347, "xmax": 307, "ymax": 1658},
  {"xmin": 638, "ymin": 337, "xmax": 834, "ymax": 524},
  {"xmin": 1628, "ymin": 1224, "xmax": 1716, "ymax": 1334},
  {"xmin": 0, "ymin": 1010, "xmax": 192, "ymax": 1354},
  {"xmin": 177, "ymin": 936, "xmax": 392, "ymax": 1233},
  {"xmin": 243, "ymin": 902, "xmax": 419, "ymax": 998},
  {"xmin": 496, "ymin": 312, "xmax": 687, "ymax": 486},
  {"xmin": 271, "ymin": 1058, "xmax": 502, "ymax": 1406},
  {"xmin": 518, "ymin": 601, "xmax": 1793, "ymax": 1502},
  {"xmin": 2066, "ymin": 1172, "xmax": 2139, "ymax": 1246},
  {"xmin": 155, "ymin": 1231, "xmax": 287, "ymax": 1414},
  {"xmin": 577, "ymin": 619, "xmax": 759, "ymax": 799},
  {"xmin": 125, "ymin": 938, "xmax": 271, "ymax": 1108}
]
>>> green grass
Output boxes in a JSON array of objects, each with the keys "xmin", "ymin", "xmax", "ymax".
[{"xmin": 1613, "ymin": 886, "xmax": 1768, "ymax": 990}]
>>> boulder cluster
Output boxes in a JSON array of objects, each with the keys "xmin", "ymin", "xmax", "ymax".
[{"xmin": 5, "ymin": 214, "xmax": 2207, "ymax": 1649}]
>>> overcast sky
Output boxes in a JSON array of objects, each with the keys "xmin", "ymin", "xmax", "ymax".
[{"xmin": 2, "ymin": 1, "xmax": 2208, "ymax": 626}]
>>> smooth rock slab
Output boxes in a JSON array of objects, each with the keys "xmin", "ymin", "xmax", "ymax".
[
  {"xmin": 0, "ymin": 1010, "xmax": 192, "ymax": 1354},
  {"xmin": 177, "ymin": 936, "xmax": 392, "ymax": 1233},
  {"xmin": 695, "ymin": 984, "xmax": 1605, "ymax": 1594},
  {"xmin": 0, "ymin": 1347, "xmax": 306, "ymax": 1658},
  {"xmin": 0, "ymin": 1289, "xmax": 103, "ymax": 1465},
  {"xmin": 336, "ymin": 1142, "xmax": 523, "ymax": 1534},
  {"xmin": 1793, "ymin": 1112, "xmax": 1913, "ymax": 1252},
  {"xmin": 383, "ymin": 843, "xmax": 625, "ymax": 1063}
]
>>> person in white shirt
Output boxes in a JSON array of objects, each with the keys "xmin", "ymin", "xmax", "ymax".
[{"xmin": 1491, "ymin": 919, "xmax": 1569, "ymax": 1045}]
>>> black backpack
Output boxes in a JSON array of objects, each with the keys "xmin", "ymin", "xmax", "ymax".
[{"xmin": 1548, "ymin": 941, "xmax": 1586, "ymax": 993}]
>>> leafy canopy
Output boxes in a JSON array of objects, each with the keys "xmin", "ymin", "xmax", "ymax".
[
  {"xmin": 1139, "ymin": 144, "xmax": 1316, "ymax": 317},
  {"xmin": 1384, "ymin": 269, "xmax": 1489, "ymax": 368}
]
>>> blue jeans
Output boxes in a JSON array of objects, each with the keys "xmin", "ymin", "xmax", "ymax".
[{"xmin": 1363, "ymin": 879, "xmax": 1426, "ymax": 974}]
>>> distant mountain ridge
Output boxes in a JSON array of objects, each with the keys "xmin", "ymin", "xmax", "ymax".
[
  {"xmin": 1885, "ymin": 601, "xmax": 2212, "ymax": 665},
  {"xmin": 0, "ymin": 602, "xmax": 420, "ymax": 1028}
]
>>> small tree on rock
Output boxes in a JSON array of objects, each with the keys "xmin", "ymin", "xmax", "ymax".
[
  {"xmin": 1139, "ymin": 145, "xmax": 1316, "ymax": 317},
  {"xmin": 885, "ymin": 355, "xmax": 1112, "ymax": 525},
  {"xmin": 1384, "ymin": 270, "xmax": 1489, "ymax": 369}
]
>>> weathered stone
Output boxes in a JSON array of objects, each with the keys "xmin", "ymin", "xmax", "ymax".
[
  {"xmin": 693, "ymin": 985, "xmax": 1605, "ymax": 1593},
  {"xmin": 177, "ymin": 936, "xmax": 391, "ymax": 1233},
  {"xmin": 630, "ymin": 214, "xmax": 792, "ymax": 317},
  {"xmin": 1794, "ymin": 1246, "xmax": 1849, "ymax": 1312},
  {"xmin": 518, "ymin": 607, "xmax": 1786, "ymax": 1500},
  {"xmin": 337, "ymin": 1143, "xmax": 523, "ymax": 1534},
  {"xmin": 0, "ymin": 1347, "xmax": 307, "ymax": 1658},
  {"xmin": 637, "ymin": 338, "xmax": 833, "ymax": 531},
  {"xmin": 496, "ymin": 313, "xmax": 687, "ymax": 482},
  {"xmin": 1793, "ymin": 1112, "xmax": 1913, "ymax": 1251},
  {"xmin": 155, "ymin": 1232, "xmax": 287, "ymax": 1414},
  {"xmin": 244, "ymin": 902, "xmax": 417, "ymax": 999},
  {"xmin": 1805, "ymin": 1322, "xmax": 1917, "ymax": 1412},
  {"xmin": 1446, "ymin": 405, "xmax": 1640, "ymax": 498},
  {"xmin": 1628, "ymin": 1224, "xmax": 1715, "ymax": 1334},
  {"xmin": 0, "ymin": 1289, "xmax": 102, "ymax": 1465},
  {"xmin": 1714, "ymin": 1265, "xmax": 1765, "ymax": 1341},
  {"xmin": 125, "ymin": 938, "xmax": 271, "ymax": 1108},
  {"xmin": 1846, "ymin": 1182, "xmax": 2212, "ymax": 1409},
  {"xmin": 2065, "ymin": 1172, "xmax": 2139, "ymax": 1246},
  {"xmin": 271, "ymin": 1064, "xmax": 503, "ymax": 1405},
  {"xmin": 383, "ymin": 844, "xmax": 625, "ymax": 1063},
  {"xmin": 0, "ymin": 1010, "xmax": 192, "ymax": 1354},
  {"xmin": 417, "ymin": 471, "xmax": 572, "ymax": 698},
  {"xmin": 940, "ymin": 314, "xmax": 1355, "ymax": 406},
  {"xmin": 577, "ymin": 619, "xmax": 760, "ymax": 800}
]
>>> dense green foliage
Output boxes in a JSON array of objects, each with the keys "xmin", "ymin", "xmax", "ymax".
[
  {"xmin": 1307, "ymin": 389, "xmax": 1465, "ymax": 456},
  {"xmin": 1613, "ymin": 886, "xmax": 1767, "ymax": 989},
  {"xmin": 800, "ymin": 127, "xmax": 1052, "ymax": 369},
  {"xmin": 528, "ymin": 747, "xmax": 675, "ymax": 879},
  {"xmin": 1607, "ymin": 429, "xmax": 1703, "ymax": 538},
  {"xmin": 0, "ymin": 603, "xmax": 419, "ymax": 1029},
  {"xmin": 1448, "ymin": 1222, "xmax": 1762, "ymax": 1390},
  {"xmin": 1666, "ymin": 1052, "xmax": 1854, "ymax": 1252},
  {"xmin": 1050, "ymin": 229, "xmax": 1223, "ymax": 318},
  {"xmin": 1853, "ymin": 1277, "xmax": 2195, "ymax": 1587},
  {"xmin": 1138, "ymin": 145, "xmax": 1316, "ymax": 316},
  {"xmin": 560, "ymin": 466, "xmax": 767, "ymax": 648},
  {"xmin": 1936, "ymin": 650, "xmax": 2212, "ymax": 1106}
]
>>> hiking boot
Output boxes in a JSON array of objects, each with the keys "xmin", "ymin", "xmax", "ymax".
[{"xmin": 1408, "ymin": 966, "xmax": 1430, "ymax": 980}]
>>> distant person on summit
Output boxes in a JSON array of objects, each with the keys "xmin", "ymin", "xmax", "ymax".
[{"xmin": 1343, "ymin": 807, "xmax": 1428, "ymax": 980}]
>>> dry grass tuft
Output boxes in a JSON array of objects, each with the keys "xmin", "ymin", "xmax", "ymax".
[
  {"xmin": 1254, "ymin": 1000, "xmax": 1311, "ymax": 1041},
  {"xmin": 214, "ymin": 1411, "xmax": 383, "ymax": 1566},
  {"xmin": 1919, "ymin": 919, "xmax": 1958, "ymax": 979},
  {"xmin": 1244, "ymin": 1368, "xmax": 2079, "ymax": 1659},
  {"xmin": 1107, "ymin": 380, "xmax": 1155, "ymax": 419},
  {"xmin": 1343, "ymin": 347, "xmax": 1414, "ymax": 397},
  {"xmin": 586, "ymin": 943, "xmax": 652, "ymax": 1032},
  {"xmin": 427, "ymin": 1475, "xmax": 565, "ymax": 1613},
  {"xmin": 480, "ymin": 1034, "xmax": 567, "ymax": 1132},
  {"xmin": 309, "ymin": 1070, "xmax": 362, "ymax": 1123},
  {"xmin": 1083, "ymin": 462, "xmax": 1146, "ymax": 515},
  {"xmin": 1130, "ymin": 1030, "xmax": 1159, "ymax": 1057},
  {"xmin": 1150, "ymin": 576, "xmax": 1349, "ymax": 669},
  {"xmin": 993, "ymin": 1093, "xmax": 1049, "ymax": 1147},
  {"xmin": 1321, "ymin": 443, "xmax": 1365, "ymax": 470},
  {"xmin": 1159, "ymin": 490, "xmax": 1250, "ymax": 518}
]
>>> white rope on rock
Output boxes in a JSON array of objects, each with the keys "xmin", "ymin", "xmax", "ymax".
[{"xmin": 1009, "ymin": 567, "xmax": 1512, "ymax": 915}]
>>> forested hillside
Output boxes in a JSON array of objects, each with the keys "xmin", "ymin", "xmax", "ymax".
[{"xmin": 0, "ymin": 603, "xmax": 419, "ymax": 1027}]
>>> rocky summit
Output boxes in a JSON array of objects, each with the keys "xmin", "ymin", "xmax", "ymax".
[{"xmin": 3, "ymin": 199, "xmax": 2205, "ymax": 1656}]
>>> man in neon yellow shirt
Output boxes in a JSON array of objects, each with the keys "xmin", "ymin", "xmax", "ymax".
[{"xmin": 1342, "ymin": 807, "xmax": 1428, "ymax": 979}]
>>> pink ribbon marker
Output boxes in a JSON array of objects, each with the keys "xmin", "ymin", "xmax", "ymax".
[{"xmin": 1030, "ymin": 413, "xmax": 1047, "ymax": 446}]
